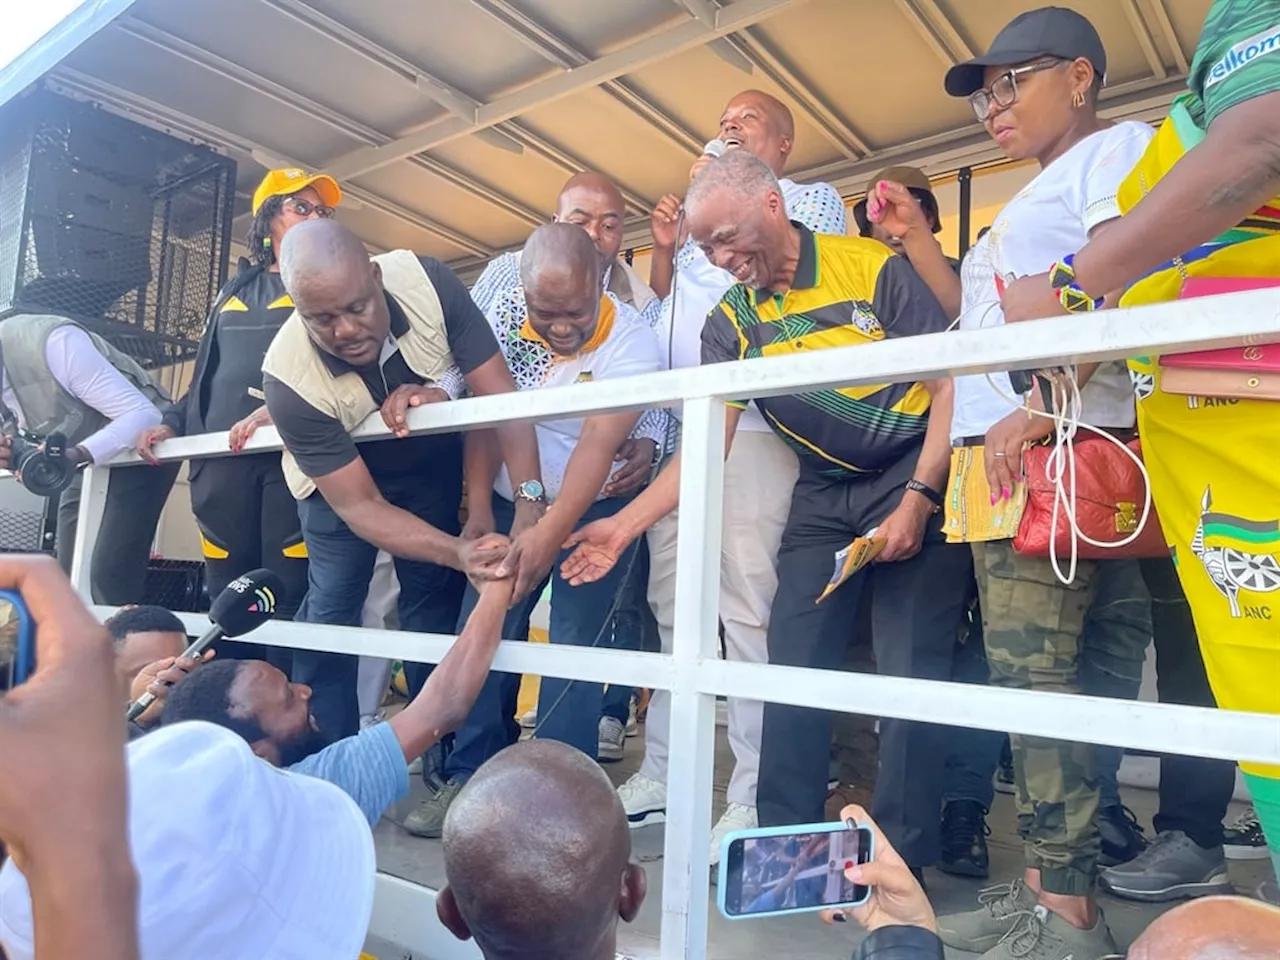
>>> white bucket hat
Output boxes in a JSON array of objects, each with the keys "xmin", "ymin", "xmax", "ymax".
[{"xmin": 0, "ymin": 721, "xmax": 375, "ymax": 960}]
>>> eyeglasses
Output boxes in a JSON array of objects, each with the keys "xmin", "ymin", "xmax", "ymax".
[
  {"xmin": 967, "ymin": 58, "xmax": 1065, "ymax": 121},
  {"xmin": 282, "ymin": 197, "xmax": 336, "ymax": 219}
]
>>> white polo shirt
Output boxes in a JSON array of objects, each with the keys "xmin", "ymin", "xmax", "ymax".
[
  {"xmin": 483, "ymin": 289, "xmax": 663, "ymax": 502},
  {"xmin": 655, "ymin": 177, "xmax": 847, "ymax": 432}
]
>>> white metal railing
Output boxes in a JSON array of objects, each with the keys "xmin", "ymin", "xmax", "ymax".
[{"xmin": 76, "ymin": 288, "xmax": 1280, "ymax": 960}]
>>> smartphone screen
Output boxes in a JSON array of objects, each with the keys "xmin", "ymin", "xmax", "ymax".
[
  {"xmin": 722, "ymin": 823, "xmax": 872, "ymax": 918},
  {"xmin": 0, "ymin": 591, "xmax": 34, "ymax": 689}
]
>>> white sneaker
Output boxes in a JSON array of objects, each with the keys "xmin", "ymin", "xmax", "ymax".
[
  {"xmin": 598, "ymin": 716, "xmax": 626, "ymax": 763},
  {"xmin": 710, "ymin": 802, "xmax": 757, "ymax": 865},
  {"xmin": 625, "ymin": 698, "xmax": 639, "ymax": 738},
  {"xmin": 406, "ymin": 756, "xmax": 423, "ymax": 776},
  {"xmin": 518, "ymin": 707, "xmax": 537, "ymax": 730},
  {"xmin": 618, "ymin": 772, "xmax": 666, "ymax": 828}
]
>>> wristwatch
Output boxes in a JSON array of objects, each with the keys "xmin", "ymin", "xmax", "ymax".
[
  {"xmin": 906, "ymin": 478, "xmax": 944, "ymax": 512},
  {"xmin": 514, "ymin": 479, "xmax": 547, "ymax": 505}
]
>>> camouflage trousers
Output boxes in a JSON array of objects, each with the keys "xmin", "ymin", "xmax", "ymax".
[{"xmin": 972, "ymin": 539, "xmax": 1125, "ymax": 897}]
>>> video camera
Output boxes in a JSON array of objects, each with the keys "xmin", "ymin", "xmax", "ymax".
[{"xmin": 7, "ymin": 431, "xmax": 76, "ymax": 497}]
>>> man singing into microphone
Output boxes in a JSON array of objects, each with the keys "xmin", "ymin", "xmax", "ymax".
[
  {"xmin": 611, "ymin": 90, "xmax": 846, "ymax": 861},
  {"xmin": 262, "ymin": 220, "xmax": 541, "ymax": 745}
]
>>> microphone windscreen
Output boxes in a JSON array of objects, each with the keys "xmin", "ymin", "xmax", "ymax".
[
  {"xmin": 208, "ymin": 568, "xmax": 287, "ymax": 638},
  {"xmin": 703, "ymin": 139, "xmax": 727, "ymax": 158}
]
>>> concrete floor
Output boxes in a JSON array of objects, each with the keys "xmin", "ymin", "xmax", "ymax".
[{"xmin": 366, "ymin": 720, "xmax": 1269, "ymax": 960}]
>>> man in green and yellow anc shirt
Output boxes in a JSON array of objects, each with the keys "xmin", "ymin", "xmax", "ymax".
[{"xmin": 562, "ymin": 149, "xmax": 971, "ymax": 875}]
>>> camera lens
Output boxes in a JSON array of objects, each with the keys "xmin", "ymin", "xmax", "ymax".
[{"xmin": 10, "ymin": 438, "xmax": 74, "ymax": 498}]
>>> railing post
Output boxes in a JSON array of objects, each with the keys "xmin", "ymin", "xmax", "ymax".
[
  {"xmin": 660, "ymin": 396, "xmax": 726, "ymax": 960},
  {"xmin": 69, "ymin": 464, "xmax": 110, "ymax": 599}
]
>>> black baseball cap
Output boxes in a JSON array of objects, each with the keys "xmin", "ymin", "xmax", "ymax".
[{"xmin": 944, "ymin": 6, "xmax": 1106, "ymax": 98}]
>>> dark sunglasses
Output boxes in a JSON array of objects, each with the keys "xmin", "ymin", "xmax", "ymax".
[{"xmin": 282, "ymin": 197, "xmax": 336, "ymax": 219}]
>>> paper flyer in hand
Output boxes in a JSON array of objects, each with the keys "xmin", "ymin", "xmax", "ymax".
[{"xmin": 816, "ymin": 533, "xmax": 884, "ymax": 604}]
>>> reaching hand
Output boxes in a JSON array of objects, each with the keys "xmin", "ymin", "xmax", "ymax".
[
  {"xmin": 228, "ymin": 406, "xmax": 272, "ymax": 454},
  {"xmin": 457, "ymin": 533, "xmax": 511, "ymax": 586},
  {"xmin": 134, "ymin": 424, "xmax": 176, "ymax": 465},
  {"xmin": 128, "ymin": 650, "xmax": 215, "ymax": 726},
  {"xmin": 496, "ymin": 526, "xmax": 560, "ymax": 603},
  {"xmin": 461, "ymin": 506, "xmax": 496, "ymax": 542},
  {"xmin": 560, "ymin": 516, "xmax": 633, "ymax": 586},
  {"xmin": 866, "ymin": 180, "xmax": 931, "ymax": 242},
  {"xmin": 603, "ymin": 438, "xmax": 656, "ymax": 498},
  {"xmin": 820, "ymin": 805, "xmax": 936, "ymax": 935},
  {"xmin": 381, "ymin": 384, "xmax": 450, "ymax": 439},
  {"xmin": 650, "ymin": 194, "xmax": 683, "ymax": 251}
]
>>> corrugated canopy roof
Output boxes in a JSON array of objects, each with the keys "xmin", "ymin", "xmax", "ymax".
[{"xmin": 24, "ymin": 0, "xmax": 1211, "ymax": 276}]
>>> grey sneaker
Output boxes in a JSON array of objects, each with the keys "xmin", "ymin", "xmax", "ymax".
[
  {"xmin": 938, "ymin": 879, "xmax": 1038, "ymax": 953},
  {"xmin": 1100, "ymin": 830, "xmax": 1233, "ymax": 903},
  {"xmin": 403, "ymin": 777, "xmax": 464, "ymax": 838},
  {"xmin": 598, "ymin": 716, "xmax": 626, "ymax": 763},
  {"xmin": 982, "ymin": 905, "xmax": 1118, "ymax": 960}
]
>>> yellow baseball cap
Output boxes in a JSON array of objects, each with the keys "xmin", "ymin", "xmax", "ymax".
[{"xmin": 251, "ymin": 168, "xmax": 342, "ymax": 215}]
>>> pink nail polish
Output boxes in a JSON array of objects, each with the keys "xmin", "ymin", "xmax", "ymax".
[
  {"xmin": 990, "ymin": 494, "xmax": 998, "ymax": 506},
  {"xmin": 1002, "ymin": 487, "xmax": 1011, "ymax": 501}
]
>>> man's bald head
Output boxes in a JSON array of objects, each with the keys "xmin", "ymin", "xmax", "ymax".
[
  {"xmin": 1128, "ymin": 897, "xmax": 1280, "ymax": 960},
  {"xmin": 519, "ymin": 223, "xmax": 603, "ymax": 356},
  {"xmin": 555, "ymin": 172, "xmax": 627, "ymax": 270},
  {"xmin": 438, "ymin": 741, "xmax": 645, "ymax": 960},
  {"xmin": 279, "ymin": 220, "xmax": 390, "ymax": 367},
  {"xmin": 719, "ymin": 90, "xmax": 795, "ymax": 177}
]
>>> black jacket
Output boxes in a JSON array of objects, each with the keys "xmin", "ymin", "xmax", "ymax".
[{"xmin": 161, "ymin": 260, "xmax": 266, "ymax": 437}]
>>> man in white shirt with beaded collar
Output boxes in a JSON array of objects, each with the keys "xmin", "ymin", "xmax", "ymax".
[
  {"xmin": 402, "ymin": 222, "xmax": 664, "ymax": 837},
  {"xmin": 619, "ymin": 88, "xmax": 847, "ymax": 862}
]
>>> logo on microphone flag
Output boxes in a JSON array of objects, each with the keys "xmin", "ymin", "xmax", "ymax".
[{"xmin": 251, "ymin": 586, "xmax": 277, "ymax": 615}]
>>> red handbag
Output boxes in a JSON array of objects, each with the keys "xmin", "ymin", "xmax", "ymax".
[{"xmin": 1013, "ymin": 435, "xmax": 1168, "ymax": 560}]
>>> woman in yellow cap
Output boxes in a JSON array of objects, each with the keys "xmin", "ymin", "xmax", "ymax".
[{"xmin": 133, "ymin": 168, "xmax": 341, "ymax": 649}]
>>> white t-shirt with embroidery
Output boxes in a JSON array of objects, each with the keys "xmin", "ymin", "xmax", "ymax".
[
  {"xmin": 485, "ymin": 290, "xmax": 663, "ymax": 502},
  {"xmin": 657, "ymin": 177, "xmax": 847, "ymax": 433},
  {"xmin": 950, "ymin": 121, "xmax": 1155, "ymax": 442}
]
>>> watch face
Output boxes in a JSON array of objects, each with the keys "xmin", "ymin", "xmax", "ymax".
[{"xmin": 521, "ymin": 480, "xmax": 545, "ymax": 499}]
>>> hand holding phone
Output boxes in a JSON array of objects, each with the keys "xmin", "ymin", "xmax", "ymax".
[
  {"xmin": 820, "ymin": 804, "xmax": 937, "ymax": 935},
  {"xmin": 718, "ymin": 817, "xmax": 874, "ymax": 919}
]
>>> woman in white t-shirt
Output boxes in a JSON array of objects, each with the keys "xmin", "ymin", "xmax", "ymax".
[{"xmin": 866, "ymin": 9, "xmax": 1155, "ymax": 960}]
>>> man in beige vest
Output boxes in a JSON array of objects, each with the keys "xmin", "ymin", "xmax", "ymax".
[{"xmin": 262, "ymin": 220, "xmax": 541, "ymax": 745}]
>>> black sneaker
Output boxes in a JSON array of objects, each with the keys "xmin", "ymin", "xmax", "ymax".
[
  {"xmin": 939, "ymin": 799, "xmax": 991, "ymax": 879},
  {"xmin": 1224, "ymin": 806, "xmax": 1270, "ymax": 861},
  {"xmin": 1099, "ymin": 805, "xmax": 1148, "ymax": 867},
  {"xmin": 994, "ymin": 738, "xmax": 1016, "ymax": 795}
]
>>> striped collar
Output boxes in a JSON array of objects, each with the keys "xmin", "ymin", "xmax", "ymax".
[{"xmin": 519, "ymin": 294, "xmax": 616, "ymax": 357}]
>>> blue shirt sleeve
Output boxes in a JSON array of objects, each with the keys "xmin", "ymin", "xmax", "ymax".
[{"xmin": 289, "ymin": 722, "xmax": 409, "ymax": 827}]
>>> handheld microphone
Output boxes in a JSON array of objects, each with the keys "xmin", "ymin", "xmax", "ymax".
[
  {"xmin": 125, "ymin": 568, "xmax": 286, "ymax": 722},
  {"xmin": 703, "ymin": 138, "xmax": 728, "ymax": 159}
]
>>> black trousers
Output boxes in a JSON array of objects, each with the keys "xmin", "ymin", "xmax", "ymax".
[
  {"xmin": 757, "ymin": 454, "xmax": 972, "ymax": 868},
  {"xmin": 1141, "ymin": 557, "xmax": 1236, "ymax": 848},
  {"xmin": 56, "ymin": 462, "xmax": 180, "ymax": 605},
  {"xmin": 189, "ymin": 454, "xmax": 309, "ymax": 658}
]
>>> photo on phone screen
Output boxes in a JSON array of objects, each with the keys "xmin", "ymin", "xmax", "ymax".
[{"xmin": 720, "ymin": 822, "xmax": 872, "ymax": 919}]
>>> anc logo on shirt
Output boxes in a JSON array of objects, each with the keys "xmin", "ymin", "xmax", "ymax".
[{"xmin": 1191, "ymin": 487, "xmax": 1280, "ymax": 618}]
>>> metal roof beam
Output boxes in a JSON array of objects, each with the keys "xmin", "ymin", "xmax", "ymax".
[
  {"xmin": 117, "ymin": 16, "xmax": 543, "ymax": 231},
  {"xmin": 1145, "ymin": 0, "xmax": 1189, "ymax": 75},
  {"xmin": 721, "ymin": 30, "xmax": 869, "ymax": 159},
  {"xmin": 1121, "ymin": 0, "xmax": 1169, "ymax": 80},
  {"xmin": 671, "ymin": 0, "xmax": 717, "ymax": 29},
  {"xmin": 895, "ymin": 0, "xmax": 973, "ymax": 67},
  {"xmin": 47, "ymin": 69, "xmax": 493, "ymax": 259},
  {"xmin": 324, "ymin": 0, "xmax": 813, "ymax": 179},
  {"xmin": 469, "ymin": 0, "xmax": 704, "ymax": 155},
  {"xmin": 499, "ymin": 121, "xmax": 655, "ymax": 214}
]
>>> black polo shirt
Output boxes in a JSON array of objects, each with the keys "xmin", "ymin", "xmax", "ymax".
[
  {"xmin": 700, "ymin": 224, "xmax": 949, "ymax": 478},
  {"xmin": 263, "ymin": 256, "xmax": 498, "ymax": 484}
]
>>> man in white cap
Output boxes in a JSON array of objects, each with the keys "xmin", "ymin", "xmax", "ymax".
[{"xmin": 0, "ymin": 721, "xmax": 376, "ymax": 960}]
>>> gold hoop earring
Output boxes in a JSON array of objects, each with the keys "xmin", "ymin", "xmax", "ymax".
[{"xmin": 1072, "ymin": 90, "xmax": 1086, "ymax": 108}]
